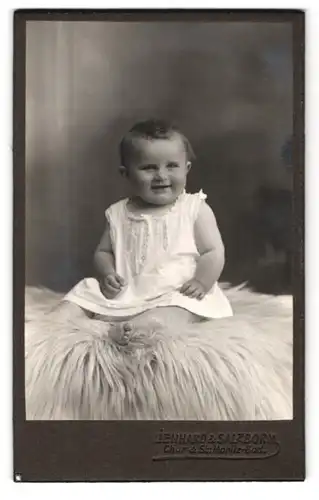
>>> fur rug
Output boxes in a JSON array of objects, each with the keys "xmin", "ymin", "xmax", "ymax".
[{"xmin": 25, "ymin": 285, "xmax": 292, "ymax": 420}]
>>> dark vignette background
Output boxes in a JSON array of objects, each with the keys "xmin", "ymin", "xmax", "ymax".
[{"xmin": 25, "ymin": 19, "xmax": 293, "ymax": 294}]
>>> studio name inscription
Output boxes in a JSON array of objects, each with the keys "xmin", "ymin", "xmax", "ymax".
[{"xmin": 153, "ymin": 429, "xmax": 280, "ymax": 461}]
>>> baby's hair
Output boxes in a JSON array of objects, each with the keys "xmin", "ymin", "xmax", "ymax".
[{"xmin": 119, "ymin": 119, "xmax": 195, "ymax": 167}]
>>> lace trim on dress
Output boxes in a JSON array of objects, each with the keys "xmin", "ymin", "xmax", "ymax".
[{"xmin": 124, "ymin": 190, "xmax": 186, "ymax": 221}]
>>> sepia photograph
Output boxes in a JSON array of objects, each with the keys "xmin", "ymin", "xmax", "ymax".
[
  {"xmin": 14, "ymin": 9, "xmax": 304, "ymax": 482},
  {"xmin": 23, "ymin": 16, "xmax": 295, "ymax": 421}
]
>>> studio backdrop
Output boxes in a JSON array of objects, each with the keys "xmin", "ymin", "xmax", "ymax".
[{"xmin": 26, "ymin": 21, "xmax": 293, "ymax": 292}]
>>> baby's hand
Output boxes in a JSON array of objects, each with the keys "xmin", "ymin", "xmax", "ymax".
[
  {"xmin": 100, "ymin": 273, "xmax": 126, "ymax": 299},
  {"xmin": 180, "ymin": 278, "xmax": 207, "ymax": 300}
]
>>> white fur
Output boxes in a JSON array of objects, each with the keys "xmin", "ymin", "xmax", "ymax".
[{"xmin": 25, "ymin": 285, "xmax": 292, "ymax": 420}]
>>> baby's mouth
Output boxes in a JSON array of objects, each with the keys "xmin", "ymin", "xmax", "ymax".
[{"xmin": 151, "ymin": 185, "xmax": 171, "ymax": 190}]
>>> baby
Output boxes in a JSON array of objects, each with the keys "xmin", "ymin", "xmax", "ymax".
[{"xmin": 59, "ymin": 119, "xmax": 233, "ymax": 343}]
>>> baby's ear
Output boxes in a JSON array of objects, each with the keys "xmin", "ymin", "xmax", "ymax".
[
  {"xmin": 186, "ymin": 162, "xmax": 192, "ymax": 173},
  {"xmin": 119, "ymin": 165, "xmax": 128, "ymax": 178}
]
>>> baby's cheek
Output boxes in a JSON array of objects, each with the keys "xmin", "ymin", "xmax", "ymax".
[{"xmin": 172, "ymin": 174, "xmax": 186, "ymax": 188}]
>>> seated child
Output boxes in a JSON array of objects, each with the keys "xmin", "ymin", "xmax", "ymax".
[{"xmin": 57, "ymin": 119, "xmax": 233, "ymax": 344}]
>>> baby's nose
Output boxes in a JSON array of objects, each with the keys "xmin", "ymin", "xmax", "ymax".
[{"xmin": 154, "ymin": 167, "xmax": 168, "ymax": 180}]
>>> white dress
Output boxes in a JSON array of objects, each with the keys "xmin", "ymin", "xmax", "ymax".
[{"xmin": 64, "ymin": 191, "xmax": 233, "ymax": 319}]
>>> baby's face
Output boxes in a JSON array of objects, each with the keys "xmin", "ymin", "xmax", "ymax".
[{"xmin": 124, "ymin": 135, "xmax": 191, "ymax": 206}]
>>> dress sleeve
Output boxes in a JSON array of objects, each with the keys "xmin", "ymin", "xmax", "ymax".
[
  {"xmin": 105, "ymin": 199, "xmax": 126, "ymax": 225},
  {"xmin": 104, "ymin": 205, "xmax": 113, "ymax": 225},
  {"xmin": 104, "ymin": 200, "xmax": 125, "ymax": 247},
  {"xmin": 188, "ymin": 190, "xmax": 208, "ymax": 222}
]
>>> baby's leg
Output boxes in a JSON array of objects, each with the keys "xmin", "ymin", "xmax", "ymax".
[
  {"xmin": 109, "ymin": 307, "xmax": 201, "ymax": 345},
  {"xmin": 50, "ymin": 300, "xmax": 92, "ymax": 322},
  {"xmin": 48, "ymin": 300, "xmax": 111, "ymax": 337},
  {"xmin": 133, "ymin": 307, "xmax": 199, "ymax": 329}
]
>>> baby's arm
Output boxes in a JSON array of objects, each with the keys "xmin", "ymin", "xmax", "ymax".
[
  {"xmin": 180, "ymin": 202, "xmax": 225, "ymax": 299},
  {"xmin": 94, "ymin": 220, "xmax": 125, "ymax": 299}
]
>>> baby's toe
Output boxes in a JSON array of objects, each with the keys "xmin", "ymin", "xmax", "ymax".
[
  {"xmin": 122, "ymin": 331, "xmax": 130, "ymax": 341},
  {"xmin": 109, "ymin": 321, "xmax": 133, "ymax": 345}
]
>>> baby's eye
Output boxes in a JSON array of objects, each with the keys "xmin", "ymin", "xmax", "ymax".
[
  {"xmin": 167, "ymin": 162, "xmax": 179, "ymax": 169},
  {"xmin": 140, "ymin": 164, "xmax": 157, "ymax": 171}
]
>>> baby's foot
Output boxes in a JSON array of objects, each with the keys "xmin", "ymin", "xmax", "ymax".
[{"xmin": 108, "ymin": 322, "xmax": 133, "ymax": 346}]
